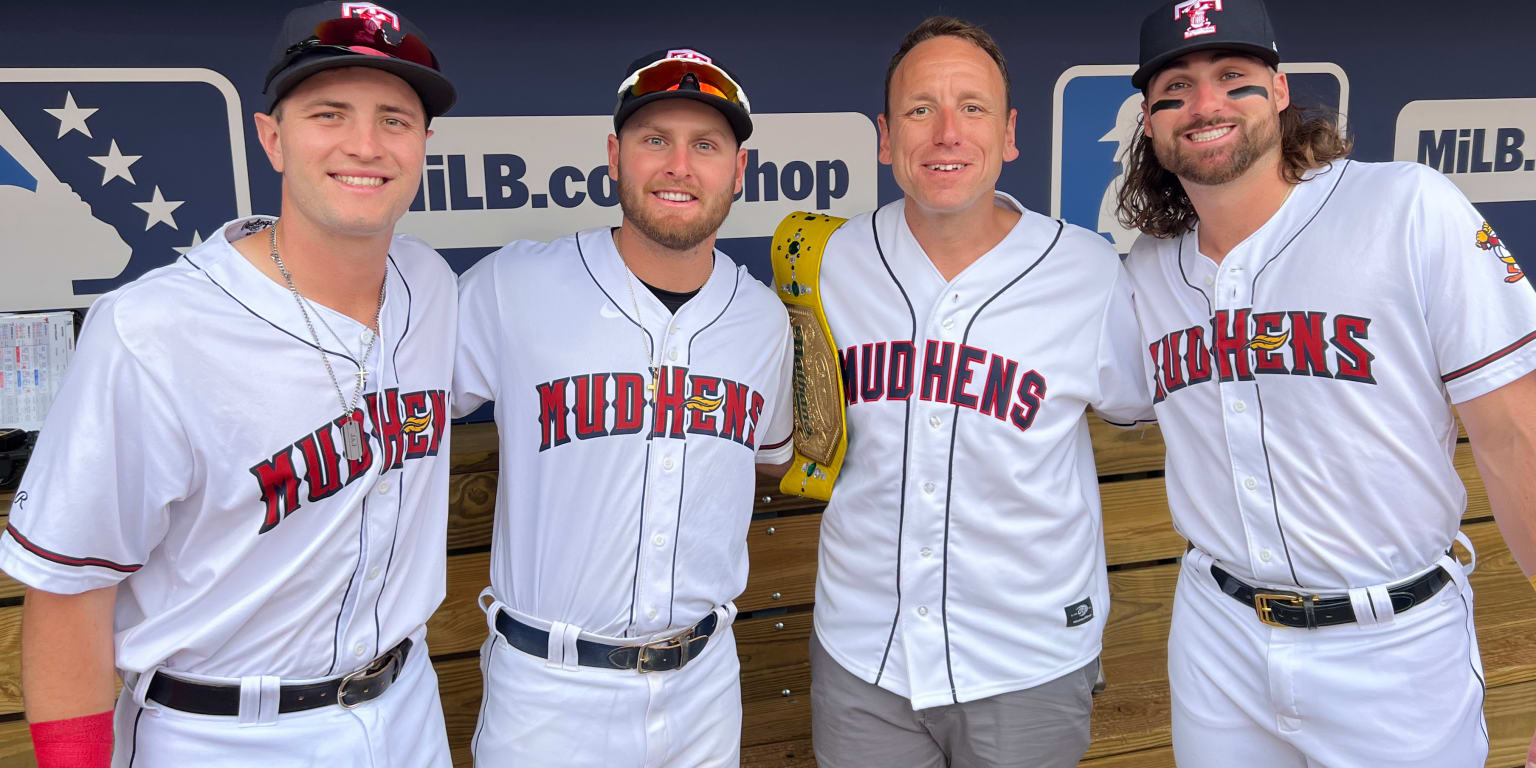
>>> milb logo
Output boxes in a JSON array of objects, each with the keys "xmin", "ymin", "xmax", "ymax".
[
  {"xmin": 396, "ymin": 112, "xmax": 876, "ymax": 250},
  {"xmin": 409, "ymin": 149, "xmax": 849, "ymax": 214},
  {"xmin": 0, "ymin": 69, "xmax": 250, "ymax": 311},
  {"xmin": 1049, "ymin": 63, "xmax": 1349, "ymax": 254},
  {"xmin": 1395, "ymin": 98, "xmax": 1536, "ymax": 204}
]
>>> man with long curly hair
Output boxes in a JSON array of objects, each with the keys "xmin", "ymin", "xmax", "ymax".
[{"xmin": 1116, "ymin": 1, "xmax": 1536, "ymax": 766}]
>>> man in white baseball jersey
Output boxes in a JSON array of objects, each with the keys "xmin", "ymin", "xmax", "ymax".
[
  {"xmin": 453, "ymin": 47, "xmax": 794, "ymax": 767},
  {"xmin": 800, "ymin": 17, "xmax": 1153, "ymax": 768},
  {"xmin": 1, "ymin": 4, "xmax": 459, "ymax": 766},
  {"xmin": 1117, "ymin": 1, "xmax": 1536, "ymax": 765}
]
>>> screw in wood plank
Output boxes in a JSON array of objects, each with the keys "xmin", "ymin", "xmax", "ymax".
[
  {"xmin": 765, "ymin": 526, "xmax": 776, "ymax": 535},
  {"xmin": 771, "ymin": 592, "xmax": 781, "ymax": 600},
  {"xmin": 774, "ymin": 622, "xmax": 785, "ymax": 631},
  {"xmin": 781, "ymin": 689, "xmax": 792, "ymax": 697},
  {"xmin": 760, "ymin": 495, "xmax": 772, "ymax": 504}
]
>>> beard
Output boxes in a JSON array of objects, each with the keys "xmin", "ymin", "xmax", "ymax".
[
  {"xmin": 1153, "ymin": 110, "xmax": 1281, "ymax": 186},
  {"xmin": 617, "ymin": 175, "xmax": 735, "ymax": 252}
]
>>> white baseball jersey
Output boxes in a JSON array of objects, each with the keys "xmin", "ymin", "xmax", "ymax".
[
  {"xmin": 452, "ymin": 227, "xmax": 794, "ymax": 639},
  {"xmin": 0, "ymin": 216, "xmax": 457, "ymax": 680},
  {"xmin": 806, "ymin": 192, "xmax": 1153, "ymax": 710},
  {"xmin": 1125, "ymin": 159, "xmax": 1536, "ymax": 589}
]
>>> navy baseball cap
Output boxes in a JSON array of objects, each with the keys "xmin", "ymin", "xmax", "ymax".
[
  {"xmin": 1132, "ymin": 0, "xmax": 1280, "ymax": 91},
  {"xmin": 263, "ymin": 2, "xmax": 456, "ymax": 119},
  {"xmin": 614, "ymin": 48, "xmax": 753, "ymax": 143}
]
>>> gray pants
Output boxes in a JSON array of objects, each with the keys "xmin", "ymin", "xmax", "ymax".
[{"xmin": 810, "ymin": 632, "xmax": 1096, "ymax": 768}]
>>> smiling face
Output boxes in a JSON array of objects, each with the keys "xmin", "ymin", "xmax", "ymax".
[
  {"xmin": 254, "ymin": 66, "xmax": 430, "ymax": 239},
  {"xmin": 1142, "ymin": 50, "xmax": 1289, "ymax": 187},
  {"xmin": 878, "ymin": 35, "xmax": 1018, "ymax": 218},
  {"xmin": 608, "ymin": 98, "xmax": 747, "ymax": 252}
]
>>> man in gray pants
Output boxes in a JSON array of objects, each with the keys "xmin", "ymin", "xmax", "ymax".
[{"xmin": 801, "ymin": 14, "xmax": 1152, "ymax": 768}]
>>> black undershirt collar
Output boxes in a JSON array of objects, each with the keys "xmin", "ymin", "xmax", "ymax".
[{"xmin": 642, "ymin": 280, "xmax": 698, "ymax": 314}]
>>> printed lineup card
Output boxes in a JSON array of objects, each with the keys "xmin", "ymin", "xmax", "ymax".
[{"xmin": 0, "ymin": 311, "xmax": 74, "ymax": 431}]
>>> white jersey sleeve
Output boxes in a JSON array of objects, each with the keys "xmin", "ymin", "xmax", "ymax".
[
  {"xmin": 1093, "ymin": 265, "xmax": 1157, "ymax": 427},
  {"xmin": 451, "ymin": 250, "xmax": 505, "ymax": 418},
  {"xmin": 0, "ymin": 294, "xmax": 191, "ymax": 594},
  {"xmin": 1410, "ymin": 166, "xmax": 1536, "ymax": 403},
  {"xmin": 754, "ymin": 320, "xmax": 795, "ymax": 464}
]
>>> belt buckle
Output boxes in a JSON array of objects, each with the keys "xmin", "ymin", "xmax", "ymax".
[
  {"xmin": 636, "ymin": 633, "xmax": 687, "ymax": 674},
  {"xmin": 1252, "ymin": 591, "xmax": 1304, "ymax": 628},
  {"xmin": 637, "ymin": 623, "xmax": 713, "ymax": 674},
  {"xmin": 337, "ymin": 648, "xmax": 397, "ymax": 709}
]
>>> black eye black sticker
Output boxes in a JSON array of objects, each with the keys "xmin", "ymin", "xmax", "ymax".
[
  {"xmin": 1227, "ymin": 84, "xmax": 1269, "ymax": 100},
  {"xmin": 1150, "ymin": 99, "xmax": 1185, "ymax": 114}
]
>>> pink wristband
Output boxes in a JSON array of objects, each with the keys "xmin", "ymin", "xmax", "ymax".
[{"xmin": 30, "ymin": 710, "xmax": 113, "ymax": 768}]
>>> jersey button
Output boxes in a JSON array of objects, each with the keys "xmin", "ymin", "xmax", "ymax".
[
  {"xmin": 1243, "ymin": 476, "xmax": 1258, "ymax": 490},
  {"xmin": 1204, "ymin": 275, "xmax": 1214, "ymax": 287},
  {"xmin": 368, "ymin": 567, "xmax": 380, "ymax": 579},
  {"xmin": 920, "ymin": 547, "xmax": 932, "ymax": 558},
  {"xmin": 360, "ymin": 329, "xmax": 374, "ymax": 345},
  {"xmin": 646, "ymin": 608, "xmax": 658, "ymax": 621},
  {"xmin": 922, "ymin": 481, "xmax": 936, "ymax": 494},
  {"xmin": 663, "ymin": 457, "xmax": 675, "ymax": 471},
  {"xmin": 916, "ymin": 605, "xmax": 929, "ymax": 617},
  {"xmin": 353, "ymin": 643, "xmax": 367, "ymax": 658},
  {"xmin": 1260, "ymin": 548, "xmax": 1273, "ymax": 562},
  {"xmin": 668, "ymin": 348, "xmax": 678, "ymax": 362},
  {"xmin": 653, "ymin": 534, "xmax": 666, "ymax": 547},
  {"xmin": 929, "ymin": 414, "xmax": 942, "ymax": 429},
  {"xmin": 941, "ymin": 317, "xmax": 955, "ymax": 330},
  {"xmin": 1232, "ymin": 401, "xmax": 1247, "ymax": 413},
  {"xmin": 377, "ymin": 480, "xmax": 391, "ymax": 494}
]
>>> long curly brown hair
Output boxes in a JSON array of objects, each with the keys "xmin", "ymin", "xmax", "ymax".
[{"xmin": 1115, "ymin": 102, "xmax": 1353, "ymax": 239}]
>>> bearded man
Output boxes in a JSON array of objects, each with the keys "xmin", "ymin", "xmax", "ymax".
[
  {"xmin": 450, "ymin": 47, "xmax": 795, "ymax": 767},
  {"xmin": 1117, "ymin": 1, "xmax": 1536, "ymax": 765}
]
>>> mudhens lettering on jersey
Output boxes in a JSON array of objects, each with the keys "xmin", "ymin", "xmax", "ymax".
[
  {"xmin": 534, "ymin": 367, "xmax": 766, "ymax": 451},
  {"xmin": 1147, "ymin": 309, "xmax": 1376, "ymax": 403},
  {"xmin": 249, "ymin": 387, "xmax": 448, "ymax": 534},
  {"xmin": 837, "ymin": 340, "xmax": 1049, "ymax": 432}
]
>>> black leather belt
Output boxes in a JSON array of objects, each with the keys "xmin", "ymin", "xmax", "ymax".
[
  {"xmin": 146, "ymin": 638, "xmax": 412, "ymax": 715},
  {"xmin": 495, "ymin": 609, "xmax": 717, "ymax": 673},
  {"xmin": 1210, "ymin": 564, "xmax": 1452, "ymax": 629}
]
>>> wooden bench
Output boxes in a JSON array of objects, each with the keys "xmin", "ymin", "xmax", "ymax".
[{"xmin": 0, "ymin": 415, "xmax": 1531, "ymax": 767}]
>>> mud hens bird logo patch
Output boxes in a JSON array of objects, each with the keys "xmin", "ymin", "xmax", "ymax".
[{"xmin": 1475, "ymin": 222, "xmax": 1524, "ymax": 284}]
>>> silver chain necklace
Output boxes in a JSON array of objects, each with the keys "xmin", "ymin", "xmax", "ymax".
[
  {"xmin": 268, "ymin": 222, "xmax": 386, "ymax": 461},
  {"xmin": 624, "ymin": 269, "xmax": 661, "ymax": 399}
]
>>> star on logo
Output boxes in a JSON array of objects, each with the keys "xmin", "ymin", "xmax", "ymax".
[
  {"xmin": 43, "ymin": 91, "xmax": 98, "ymax": 139},
  {"xmin": 88, "ymin": 139, "xmax": 141, "ymax": 186},
  {"xmin": 132, "ymin": 185, "xmax": 185, "ymax": 231}
]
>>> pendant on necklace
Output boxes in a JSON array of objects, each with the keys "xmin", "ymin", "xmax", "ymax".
[
  {"xmin": 343, "ymin": 417, "xmax": 364, "ymax": 462},
  {"xmin": 647, "ymin": 366, "xmax": 660, "ymax": 395}
]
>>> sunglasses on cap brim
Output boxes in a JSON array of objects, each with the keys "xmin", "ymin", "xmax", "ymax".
[
  {"xmin": 282, "ymin": 16, "xmax": 441, "ymax": 71},
  {"xmin": 617, "ymin": 58, "xmax": 751, "ymax": 112}
]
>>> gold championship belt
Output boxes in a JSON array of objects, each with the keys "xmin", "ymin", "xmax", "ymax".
[{"xmin": 771, "ymin": 212, "xmax": 849, "ymax": 501}]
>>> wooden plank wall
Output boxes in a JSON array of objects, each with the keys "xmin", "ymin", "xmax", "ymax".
[{"xmin": 0, "ymin": 416, "xmax": 1532, "ymax": 767}]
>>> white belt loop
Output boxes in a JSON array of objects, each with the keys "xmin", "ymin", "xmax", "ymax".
[
  {"xmin": 1347, "ymin": 586, "xmax": 1386, "ymax": 627},
  {"xmin": 478, "ymin": 586, "xmax": 504, "ymax": 637},
  {"xmin": 545, "ymin": 621, "xmax": 581, "ymax": 671},
  {"xmin": 1439, "ymin": 532, "xmax": 1477, "ymax": 595},
  {"xmin": 130, "ymin": 668, "xmax": 160, "ymax": 713},
  {"xmin": 1453, "ymin": 531, "xmax": 1476, "ymax": 576},
  {"xmin": 236, "ymin": 675, "xmax": 281, "ymax": 726},
  {"xmin": 1185, "ymin": 546, "xmax": 1215, "ymax": 573}
]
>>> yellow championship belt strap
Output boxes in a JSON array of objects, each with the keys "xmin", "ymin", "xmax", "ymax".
[{"xmin": 771, "ymin": 212, "xmax": 849, "ymax": 501}]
